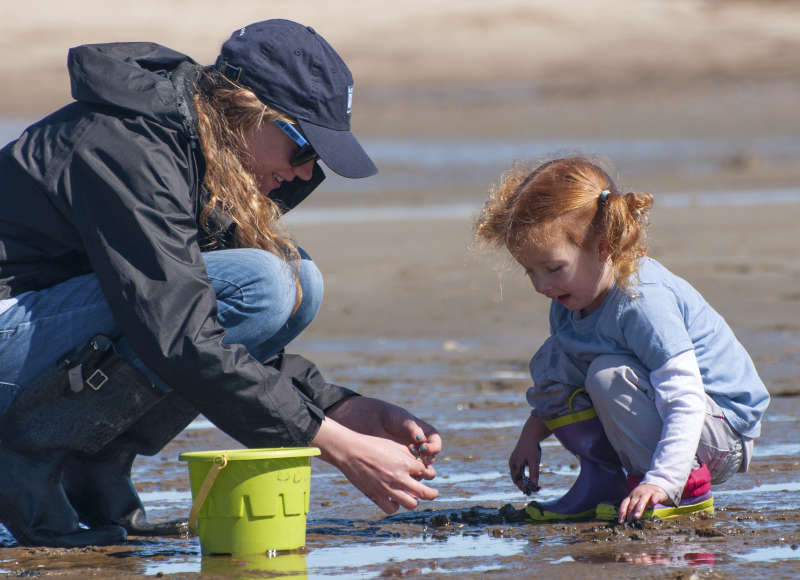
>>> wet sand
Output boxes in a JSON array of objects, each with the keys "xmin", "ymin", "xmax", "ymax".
[
  {"xmin": 0, "ymin": 363, "xmax": 798, "ymax": 578},
  {"xmin": 2, "ymin": 1, "xmax": 800, "ymax": 577}
]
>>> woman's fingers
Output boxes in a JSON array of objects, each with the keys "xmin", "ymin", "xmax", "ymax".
[
  {"xmin": 345, "ymin": 433, "xmax": 439, "ymax": 513},
  {"xmin": 406, "ymin": 473, "xmax": 439, "ymax": 501},
  {"xmin": 379, "ymin": 486, "xmax": 424, "ymax": 514},
  {"xmin": 370, "ymin": 472, "xmax": 438, "ymax": 514},
  {"xmin": 314, "ymin": 412, "xmax": 442, "ymax": 515},
  {"xmin": 379, "ymin": 494, "xmax": 401, "ymax": 514},
  {"xmin": 405, "ymin": 422, "xmax": 441, "ymax": 467}
]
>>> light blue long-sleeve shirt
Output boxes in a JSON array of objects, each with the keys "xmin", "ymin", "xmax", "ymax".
[{"xmin": 542, "ymin": 258, "xmax": 769, "ymax": 439}]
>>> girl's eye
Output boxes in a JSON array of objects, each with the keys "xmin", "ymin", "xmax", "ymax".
[{"xmin": 547, "ymin": 265, "xmax": 562, "ymax": 274}]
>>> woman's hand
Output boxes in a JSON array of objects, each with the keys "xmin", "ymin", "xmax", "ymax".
[
  {"xmin": 311, "ymin": 415, "xmax": 438, "ymax": 514},
  {"xmin": 325, "ymin": 396, "xmax": 442, "ymax": 466},
  {"xmin": 617, "ymin": 483, "xmax": 669, "ymax": 523},
  {"xmin": 509, "ymin": 414, "xmax": 550, "ymax": 494}
]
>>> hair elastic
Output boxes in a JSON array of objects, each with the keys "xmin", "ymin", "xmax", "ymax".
[{"xmin": 598, "ymin": 189, "xmax": 610, "ymax": 206}]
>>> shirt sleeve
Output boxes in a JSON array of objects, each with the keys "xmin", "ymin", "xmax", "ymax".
[
  {"xmin": 641, "ymin": 349, "xmax": 706, "ymax": 506},
  {"xmin": 619, "ymin": 283, "xmax": 694, "ymax": 371},
  {"xmin": 62, "ymin": 117, "xmax": 338, "ymax": 447}
]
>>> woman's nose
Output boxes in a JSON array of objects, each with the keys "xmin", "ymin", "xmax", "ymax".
[{"xmin": 292, "ymin": 159, "xmax": 315, "ymax": 181}]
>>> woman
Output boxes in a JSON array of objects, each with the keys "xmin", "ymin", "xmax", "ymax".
[{"xmin": 0, "ymin": 19, "xmax": 441, "ymax": 547}]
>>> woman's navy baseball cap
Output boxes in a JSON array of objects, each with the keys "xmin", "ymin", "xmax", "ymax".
[{"xmin": 215, "ymin": 19, "xmax": 377, "ymax": 178}]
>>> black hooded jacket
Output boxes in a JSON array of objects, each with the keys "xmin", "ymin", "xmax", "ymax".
[{"xmin": 0, "ymin": 42, "xmax": 356, "ymax": 447}]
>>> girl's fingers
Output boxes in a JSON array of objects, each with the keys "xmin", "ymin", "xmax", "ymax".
[
  {"xmin": 618, "ymin": 497, "xmax": 631, "ymax": 523},
  {"xmin": 509, "ymin": 462, "xmax": 524, "ymax": 487}
]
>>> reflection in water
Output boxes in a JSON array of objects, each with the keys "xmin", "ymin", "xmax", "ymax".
[
  {"xmin": 569, "ymin": 550, "xmax": 717, "ymax": 567},
  {"xmin": 201, "ymin": 552, "xmax": 309, "ymax": 579}
]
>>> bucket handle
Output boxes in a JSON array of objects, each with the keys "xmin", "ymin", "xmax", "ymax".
[{"xmin": 188, "ymin": 452, "xmax": 228, "ymax": 534}]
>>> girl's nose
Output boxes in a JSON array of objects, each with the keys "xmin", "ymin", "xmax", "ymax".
[{"xmin": 531, "ymin": 273, "xmax": 551, "ymax": 295}]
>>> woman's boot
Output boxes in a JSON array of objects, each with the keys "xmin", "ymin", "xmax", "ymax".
[
  {"xmin": 0, "ymin": 445, "xmax": 126, "ymax": 547},
  {"xmin": 62, "ymin": 391, "xmax": 197, "ymax": 536},
  {"xmin": 0, "ymin": 334, "xmax": 163, "ymax": 546}
]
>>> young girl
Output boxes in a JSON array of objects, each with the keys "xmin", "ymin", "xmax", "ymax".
[{"xmin": 474, "ymin": 157, "xmax": 770, "ymax": 523}]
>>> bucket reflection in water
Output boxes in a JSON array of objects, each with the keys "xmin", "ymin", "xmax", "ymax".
[
  {"xmin": 201, "ymin": 552, "xmax": 308, "ymax": 579},
  {"xmin": 179, "ymin": 447, "xmax": 321, "ymax": 555}
]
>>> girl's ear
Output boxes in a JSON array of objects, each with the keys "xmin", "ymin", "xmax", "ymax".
[{"xmin": 597, "ymin": 238, "xmax": 611, "ymax": 261}]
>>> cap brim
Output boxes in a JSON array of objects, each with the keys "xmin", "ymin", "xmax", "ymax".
[{"xmin": 297, "ymin": 120, "xmax": 378, "ymax": 179}]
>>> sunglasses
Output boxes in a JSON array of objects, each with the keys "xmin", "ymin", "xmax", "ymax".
[{"xmin": 273, "ymin": 120, "xmax": 320, "ymax": 167}]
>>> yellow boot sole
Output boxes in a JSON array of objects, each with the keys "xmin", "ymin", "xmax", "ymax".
[
  {"xmin": 595, "ymin": 497, "xmax": 714, "ymax": 521},
  {"xmin": 525, "ymin": 502, "xmax": 597, "ymax": 522}
]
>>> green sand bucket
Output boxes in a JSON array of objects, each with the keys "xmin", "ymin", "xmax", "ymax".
[{"xmin": 179, "ymin": 447, "xmax": 321, "ymax": 555}]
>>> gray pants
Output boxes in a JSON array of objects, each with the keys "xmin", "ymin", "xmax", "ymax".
[{"xmin": 585, "ymin": 355, "xmax": 750, "ymax": 488}]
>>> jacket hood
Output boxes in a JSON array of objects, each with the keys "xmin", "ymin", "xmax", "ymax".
[{"xmin": 68, "ymin": 42, "xmax": 196, "ymax": 120}]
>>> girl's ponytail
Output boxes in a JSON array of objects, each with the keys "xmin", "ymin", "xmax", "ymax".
[{"xmin": 600, "ymin": 190, "xmax": 653, "ymax": 290}]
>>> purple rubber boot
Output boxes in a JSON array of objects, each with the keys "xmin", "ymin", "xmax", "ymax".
[{"xmin": 525, "ymin": 408, "xmax": 628, "ymax": 522}]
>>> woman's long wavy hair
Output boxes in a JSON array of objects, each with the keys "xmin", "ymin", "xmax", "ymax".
[
  {"xmin": 474, "ymin": 156, "xmax": 653, "ymax": 291},
  {"xmin": 194, "ymin": 67, "xmax": 302, "ymax": 307}
]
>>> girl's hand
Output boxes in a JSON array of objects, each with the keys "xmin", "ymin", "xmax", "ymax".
[
  {"xmin": 509, "ymin": 438, "xmax": 541, "ymax": 495},
  {"xmin": 312, "ymin": 416, "xmax": 438, "ymax": 514},
  {"xmin": 617, "ymin": 483, "xmax": 669, "ymax": 523},
  {"xmin": 508, "ymin": 414, "xmax": 550, "ymax": 494},
  {"xmin": 326, "ymin": 396, "xmax": 442, "ymax": 466}
]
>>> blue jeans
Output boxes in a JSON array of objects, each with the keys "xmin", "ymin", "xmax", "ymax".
[{"xmin": 0, "ymin": 248, "xmax": 323, "ymax": 416}]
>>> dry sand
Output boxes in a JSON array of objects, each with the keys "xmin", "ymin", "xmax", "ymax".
[
  {"xmin": 4, "ymin": 1, "xmax": 800, "ymax": 115},
  {"xmin": 3, "ymin": 1, "xmax": 800, "ymax": 394}
]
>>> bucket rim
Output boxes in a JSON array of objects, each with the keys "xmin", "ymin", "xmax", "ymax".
[{"xmin": 179, "ymin": 447, "xmax": 321, "ymax": 462}]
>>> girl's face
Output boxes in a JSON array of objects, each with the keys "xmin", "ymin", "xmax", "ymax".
[
  {"xmin": 242, "ymin": 122, "xmax": 316, "ymax": 195},
  {"xmin": 511, "ymin": 231, "xmax": 614, "ymax": 317}
]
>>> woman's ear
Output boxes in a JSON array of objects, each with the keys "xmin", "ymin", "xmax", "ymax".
[{"xmin": 231, "ymin": 88, "xmax": 261, "ymax": 108}]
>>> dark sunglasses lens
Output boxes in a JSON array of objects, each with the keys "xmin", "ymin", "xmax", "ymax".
[{"xmin": 290, "ymin": 145, "xmax": 319, "ymax": 167}]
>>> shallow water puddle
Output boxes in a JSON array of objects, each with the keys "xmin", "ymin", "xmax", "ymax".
[
  {"xmin": 737, "ymin": 544, "xmax": 800, "ymax": 563},
  {"xmin": 753, "ymin": 442, "xmax": 800, "ymax": 457},
  {"xmin": 307, "ymin": 533, "xmax": 528, "ymax": 572},
  {"xmin": 283, "ymin": 190, "xmax": 800, "ymax": 226},
  {"xmin": 134, "ymin": 528, "xmax": 529, "ymax": 577}
]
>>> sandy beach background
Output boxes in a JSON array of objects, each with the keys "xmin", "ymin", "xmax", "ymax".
[
  {"xmin": 3, "ymin": 1, "xmax": 800, "ymax": 395},
  {"xmin": 2, "ymin": 0, "xmax": 799, "ymax": 388}
]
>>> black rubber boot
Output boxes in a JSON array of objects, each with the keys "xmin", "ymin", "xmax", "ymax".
[
  {"xmin": 63, "ymin": 391, "xmax": 198, "ymax": 536},
  {"xmin": 0, "ymin": 334, "xmax": 171, "ymax": 545},
  {"xmin": 0, "ymin": 446, "xmax": 126, "ymax": 547}
]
